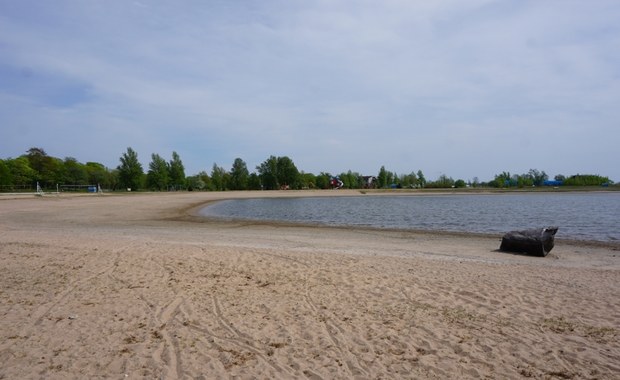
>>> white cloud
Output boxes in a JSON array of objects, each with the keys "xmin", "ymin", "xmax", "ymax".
[{"xmin": 1, "ymin": 0, "xmax": 619, "ymax": 181}]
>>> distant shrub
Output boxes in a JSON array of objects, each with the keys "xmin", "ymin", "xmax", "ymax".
[{"xmin": 563, "ymin": 174, "xmax": 611, "ymax": 186}]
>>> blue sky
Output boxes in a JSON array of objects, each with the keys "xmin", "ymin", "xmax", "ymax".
[{"xmin": 1, "ymin": 0, "xmax": 619, "ymax": 182}]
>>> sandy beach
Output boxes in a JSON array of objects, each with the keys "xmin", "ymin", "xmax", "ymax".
[{"xmin": 0, "ymin": 191, "xmax": 618, "ymax": 379}]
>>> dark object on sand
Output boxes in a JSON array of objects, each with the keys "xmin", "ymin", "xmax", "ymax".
[{"xmin": 500, "ymin": 227, "xmax": 558, "ymax": 257}]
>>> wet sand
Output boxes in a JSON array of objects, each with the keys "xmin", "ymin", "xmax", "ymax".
[{"xmin": 0, "ymin": 191, "xmax": 618, "ymax": 379}]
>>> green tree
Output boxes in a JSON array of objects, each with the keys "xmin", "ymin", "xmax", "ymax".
[
  {"xmin": 25, "ymin": 147, "xmax": 48, "ymax": 174},
  {"xmin": 428, "ymin": 174, "xmax": 454, "ymax": 188},
  {"xmin": 256, "ymin": 156, "xmax": 300, "ymax": 190},
  {"xmin": 210, "ymin": 163, "xmax": 228, "ymax": 191},
  {"xmin": 400, "ymin": 172, "xmax": 418, "ymax": 188},
  {"xmin": 256, "ymin": 156, "xmax": 279, "ymax": 190},
  {"xmin": 516, "ymin": 174, "xmax": 533, "ymax": 188},
  {"xmin": 229, "ymin": 158, "xmax": 249, "ymax": 190},
  {"xmin": 247, "ymin": 173, "xmax": 262, "ymax": 190},
  {"xmin": 186, "ymin": 175, "xmax": 204, "ymax": 191},
  {"xmin": 276, "ymin": 156, "xmax": 299, "ymax": 189},
  {"xmin": 527, "ymin": 169, "xmax": 548, "ymax": 186},
  {"xmin": 117, "ymin": 147, "xmax": 144, "ymax": 191},
  {"xmin": 0, "ymin": 159, "xmax": 12, "ymax": 188},
  {"xmin": 186, "ymin": 171, "xmax": 210, "ymax": 191},
  {"xmin": 108, "ymin": 169, "xmax": 120, "ymax": 191},
  {"xmin": 564, "ymin": 174, "xmax": 611, "ymax": 186},
  {"xmin": 63, "ymin": 157, "xmax": 88, "ymax": 185},
  {"xmin": 339, "ymin": 170, "xmax": 362, "ymax": 189},
  {"xmin": 168, "ymin": 151, "xmax": 186, "ymax": 190},
  {"xmin": 315, "ymin": 172, "xmax": 331, "ymax": 189},
  {"xmin": 416, "ymin": 170, "xmax": 426, "ymax": 188},
  {"xmin": 6, "ymin": 157, "xmax": 36, "ymax": 187},
  {"xmin": 299, "ymin": 171, "xmax": 317, "ymax": 189},
  {"xmin": 26, "ymin": 147, "xmax": 64, "ymax": 187},
  {"xmin": 198, "ymin": 171, "xmax": 212, "ymax": 190},
  {"xmin": 491, "ymin": 171, "xmax": 512, "ymax": 188},
  {"xmin": 86, "ymin": 162, "xmax": 110, "ymax": 188},
  {"xmin": 377, "ymin": 166, "xmax": 388, "ymax": 188},
  {"xmin": 147, "ymin": 153, "xmax": 170, "ymax": 191},
  {"xmin": 391, "ymin": 171, "xmax": 399, "ymax": 187},
  {"xmin": 454, "ymin": 179, "xmax": 467, "ymax": 188}
]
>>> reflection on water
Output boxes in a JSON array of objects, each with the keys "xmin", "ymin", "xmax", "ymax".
[{"xmin": 199, "ymin": 193, "xmax": 620, "ymax": 242}]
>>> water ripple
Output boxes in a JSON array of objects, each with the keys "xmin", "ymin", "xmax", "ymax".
[{"xmin": 199, "ymin": 193, "xmax": 620, "ymax": 242}]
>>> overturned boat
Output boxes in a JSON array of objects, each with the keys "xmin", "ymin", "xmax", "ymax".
[{"xmin": 499, "ymin": 227, "xmax": 558, "ymax": 257}]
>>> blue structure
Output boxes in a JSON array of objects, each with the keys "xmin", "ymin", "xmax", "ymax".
[{"xmin": 543, "ymin": 180, "xmax": 563, "ymax": 186}]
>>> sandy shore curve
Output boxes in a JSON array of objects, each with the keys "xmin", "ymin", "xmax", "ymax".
[{"xmin": 1, "ymin": 191, "xmax": 618, "ymax": 379}]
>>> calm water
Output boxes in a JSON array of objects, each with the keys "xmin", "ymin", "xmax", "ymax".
[{"xmin": 199, "ymin": 193, "xmax": 620, "ymax": 242}]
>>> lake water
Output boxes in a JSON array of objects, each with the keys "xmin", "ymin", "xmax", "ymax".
[{"xmin": 199, "ymin": 193, "xmax": 620, "ymax": 242}]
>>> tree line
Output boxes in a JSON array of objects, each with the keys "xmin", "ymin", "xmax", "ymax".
[
  {"xmin": 487, "ymin": 170, "xmax": 612, "ymax": 188},
  {"xmin": 0, "ymin": 148, "xmax": 116, "ymax": 191},
  {"xmin": 0, "ymin": 147, "xmax": 614, "ymax": 192}
]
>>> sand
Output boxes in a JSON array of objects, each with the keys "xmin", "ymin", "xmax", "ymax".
[{"xmin": 0, "ymin": 191, "xmax": 618, "ymax": 379}]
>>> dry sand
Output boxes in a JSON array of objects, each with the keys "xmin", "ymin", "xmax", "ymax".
[{"xmin": 0, "ymin": 191, "xmax": 618, "ymax": 379}]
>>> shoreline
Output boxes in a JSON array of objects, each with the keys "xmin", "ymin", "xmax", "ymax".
[
  {"xmin": 187, "ymin": 191, "xmax": 620, "ymax": 249},
  {"xmin": 1, "ymin": 192, "xmax": 619, "ymax": 378},
  {"xmin": 3, "ymin": 189, "xmax": 619, "ymax": 248}
]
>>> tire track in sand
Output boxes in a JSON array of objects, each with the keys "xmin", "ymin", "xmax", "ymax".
[
  {"xmin": 261, "ymin": 251, "xmax": 370, "ymax": 378},
  {"xmin": 211, "ymin": 295, "xmax": 295, "ymax": 376},
  {"xmin": 151, "ymin": 296, "xmax": 185, "ymax": 379},
  {"xmin": 304, "ymin": 276, "xmax": 369, "ymax": 378},
  {"xmin": 30, "ymin": 246, "xmax": 125, "ymax": 326}
]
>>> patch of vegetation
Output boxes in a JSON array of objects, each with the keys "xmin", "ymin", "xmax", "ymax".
[
  {"xmin": 441, "ymin": 306, "xmax": 483, "ymax": 324},
  {"xmin": 541, "ymin": 316, "xmax": 576, "ymax": 333},
  {"xmin": 540, "ymin": 316, "xmax": 617, "ymax": 341}
]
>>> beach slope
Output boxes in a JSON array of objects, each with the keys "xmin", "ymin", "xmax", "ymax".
[{"xmin": 0, "ymin": 192, "xmax": 618, "ymax": 379}]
